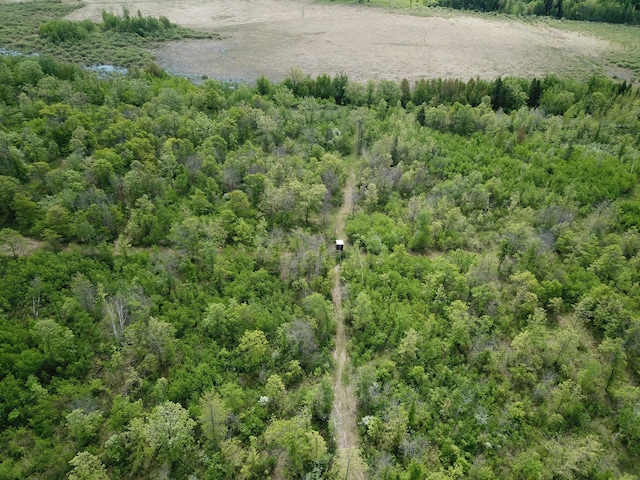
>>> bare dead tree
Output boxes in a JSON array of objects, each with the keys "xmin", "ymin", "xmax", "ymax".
[
  {"xmin": 30, "ymin": 277, "xmax": 43, "ymax": 319},
  {"xmin": 105, "ymin": 295, "xmax": 129, "ymax": 344}
]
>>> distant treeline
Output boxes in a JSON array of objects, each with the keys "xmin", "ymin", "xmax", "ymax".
[
  {"xmin": 268, "ymin": 69, "xmax": 633, "ymax": 115},
  {"xmin": 431, "ymin": 0, "xmax": 640, "ymax": 24}
]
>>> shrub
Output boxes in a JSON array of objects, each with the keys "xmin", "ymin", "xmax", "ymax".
[
  {"xmin": 40, "ymin": 19, "xmax": 96, "ymax": 43},
  {"xmin": 101, "ymin": 8, "xmax": 176, "ymax": 37}
]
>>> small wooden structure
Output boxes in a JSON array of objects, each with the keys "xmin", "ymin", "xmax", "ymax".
[{"xmin": 336, "ymin": 239, "xmax": 344, "ymax": 251}]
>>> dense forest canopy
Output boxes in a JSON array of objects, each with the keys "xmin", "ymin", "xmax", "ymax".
[{"xmin": 1, "ymin": 9, "xmax": 640, "ymax": 479}]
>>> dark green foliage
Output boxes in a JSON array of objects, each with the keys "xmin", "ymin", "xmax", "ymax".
[
  {"xmin": 619, "ymin": 200, "xmax": 640, "ymax": 228},
  {"xmin": 331, "ymin": 72, "xmax": 349, "ymax": 105},
  {"xmin": 528, "ymin": 77, "xmax": 542, "ymax": 108}
]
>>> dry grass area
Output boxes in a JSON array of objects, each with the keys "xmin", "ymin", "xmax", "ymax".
[{"xmin": 64, "ymin": 0, "xmax": 613, "ymax": 83}]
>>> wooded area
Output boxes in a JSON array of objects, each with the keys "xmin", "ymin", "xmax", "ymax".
[
  {"xmin": 0, "ymin": 29, "xmax": 639, "ymax": 480},
  {"xmin": 425, "ymin": 0, "xmax": 640, "ymax": 24}
]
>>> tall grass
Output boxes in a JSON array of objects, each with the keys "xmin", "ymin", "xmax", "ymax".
[{"xmin": 0, "ymin": 2, "xmax": 214, "ymax": 68}]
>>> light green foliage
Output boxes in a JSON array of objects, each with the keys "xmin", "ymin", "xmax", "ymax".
[
  {"xmin": 262, "ymin": 178, "xmax": 327, "ymax": 226},
  {"xmin": 109, "ymin": 395, "xmax": 144, "ymax": 431},
  {"xmin": 351, "ymin": 291, "xmax": 374, "ymax": 331},
  {"xmin": 66, "ymin": 408, "xmax": 103, "ymax": 446},
  {"xmin": 396, "ymin": 328, "xmax": 420, "ymax": 365},
  {"xmin": 0, "ymin": 228, "xmax": 26, "ymax": 258},
  {"xmin": 540, "ymin": 86, "xmax": 577, "ymax": 115},
  {"xmin": 40, "ymin": 19, "xmax": 96, "ymax": 43},
  {"xmin": 122, "ymin": 317, "xmax": 177, "ymax": 376},
  {"xmin": 265, "ymin": 374, "xmax": 286, "ymax": 410},
  {"xmin": 198, "ymin": 390, "xmax": 228, "ymax": 446},
  {"xmin": 68, "ymin": 451, "xmax": 109, "ymax": 480},
  {"xmin": 543, "ymin": 435, "xmax": 604, "ymax": 478},
  {"xmin": 169, "ymin": 214, "xmax": 225, "ymax": 259},
  {"xmin": 238, "ymin": 329, "xmax": 270, "ymax": 369},
  {"xmin": 306, "ymin": 376, "xmax": 334, "ymax": 422},
  {"xmin": 264, "ymin": 412, "xmax": 327, "ymax": 476},
  {"xmin": 143, "ymin": 401, "xmax": 195, "ymax": 462},
  {"xmin": 202, "ymin": 302, "xmax": 227, "ymax": 337},
  {"xmin": 32, "ymin": 318, "xmax": 75, "ymax": 364},
  {"xmin": 123, "ymin": 195, "xmax": 161, "ymax": 246},
  {"xmin": 16, "ymin": 60, "xmax": 44, "ymax": 86}
]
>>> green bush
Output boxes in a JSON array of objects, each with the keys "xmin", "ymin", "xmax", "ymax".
[
  {"xmin": 101, "ymin": 8, "xmax": 176, "ymax": 37},
  {"xmin": 40, "ymin": 19, "xmax": 96, "ymax": 43}
]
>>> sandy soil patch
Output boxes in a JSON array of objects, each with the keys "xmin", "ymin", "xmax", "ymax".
[{"xmin": 66, "ymin": 0, "xmax": 610, "ymax": 82}]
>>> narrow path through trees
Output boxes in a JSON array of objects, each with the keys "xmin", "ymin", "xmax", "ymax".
[{"xmin": 330, "ymin": 169, "xmax": 367, "ymax": 479}]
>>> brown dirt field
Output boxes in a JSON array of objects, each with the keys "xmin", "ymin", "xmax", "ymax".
[{"xmin": 65, "ymin": 0, "xmax": 611, "ymax": 83}]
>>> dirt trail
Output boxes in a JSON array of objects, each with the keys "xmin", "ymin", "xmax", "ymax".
[
  {"xmin": 334, "ymin": 169, "xmax": 354, "ymax": 242},
  {"xmin": 330, "ymin": 169, "xmax": 367, "ymax": 479}
]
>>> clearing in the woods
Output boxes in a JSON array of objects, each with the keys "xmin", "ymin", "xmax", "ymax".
[{"xmin": 65, "ymin": 0, "xmax": 614, "ymax": 83}]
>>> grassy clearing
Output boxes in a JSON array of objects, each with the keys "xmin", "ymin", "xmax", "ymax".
[
  {"xmin": 0, "ymin": 1, "xmax": 214, "ymax": 68},
  {"xmin": 542, "ymin": 18, "xmax": 640, "ymax": 80},
  {"xmin": 319, "ymin": 0, "xmax": 639, "ymax": 81}
]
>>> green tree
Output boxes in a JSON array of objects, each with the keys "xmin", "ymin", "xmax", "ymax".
[
  {"xmin": 66, "ymin": 408, "xmax": 104, "ymax": 446},
  {"xmin": 397, "ymin": 328, "xmax": 420, "ymax": 366},
  {"xmin": 0, "ymin": 175, "xmax": 19, "ymax": 225},
  {"xmin": 11, "ymin": 191, "xmax": 38, "ymax": 232},
  {"xmin": 42, "ymin": 204, "xmax": 72, "ymax": 242},
  {"xmin": 15, "ymin": 59, "xmax": 43, "ymax": 86},
  {"xmin": 540, "ymin": 86, "xmax": 576, "ymax": 115},
  {"xmin": 351, "ymin": 291, "xmax": 374, "ymax": 331},
  {"xmin": 265, "ymin": 374, "xmax": 286, "ymax": 411},
  {"xmin": 400, "ymin": 78, "xmax": 411, "ymax": 107},
  {"xmin": 123, "ymin": 195, "xmax": 161, "ymax": 245},
  {"xmin": 123, "ymin": 317, "xmax": 177, "ymax": 373},
  {"xmin": 143, "ymin": 401, "xmax": 196, "ymax": 463},
  {"xmin": 68, "ymin": 451, "xmax": 109, "ymax": 480},
  {"xmin": 264, "ymin": 412, "xmax": 327, "ymax": 477},
  {"xmin": 599, "ymin": 337, "xmax": 627, "ymax": 393},
  {"xmin": 237, "ymin": 329, "xmax": 269, "ymax": 370},
  {"xmin": 0, "ymin": 228, "xmax": 27, "ymax": 258},
  {"xmin": 198, "ymin": 389, "xmax": 228, "ymax": 447},
  {"xmin": 32, "ymin": 318, "xmax": 75, "ymax": 364}
]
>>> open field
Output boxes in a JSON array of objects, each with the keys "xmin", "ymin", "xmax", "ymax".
[{"xmin": 62, "ymin": 0, "xmax": 628, "ymax": 83}]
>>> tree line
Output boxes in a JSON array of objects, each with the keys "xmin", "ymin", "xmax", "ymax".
[{"xmin": 431, "ymin": 0, "xmax": 640, "ymax": 24}]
